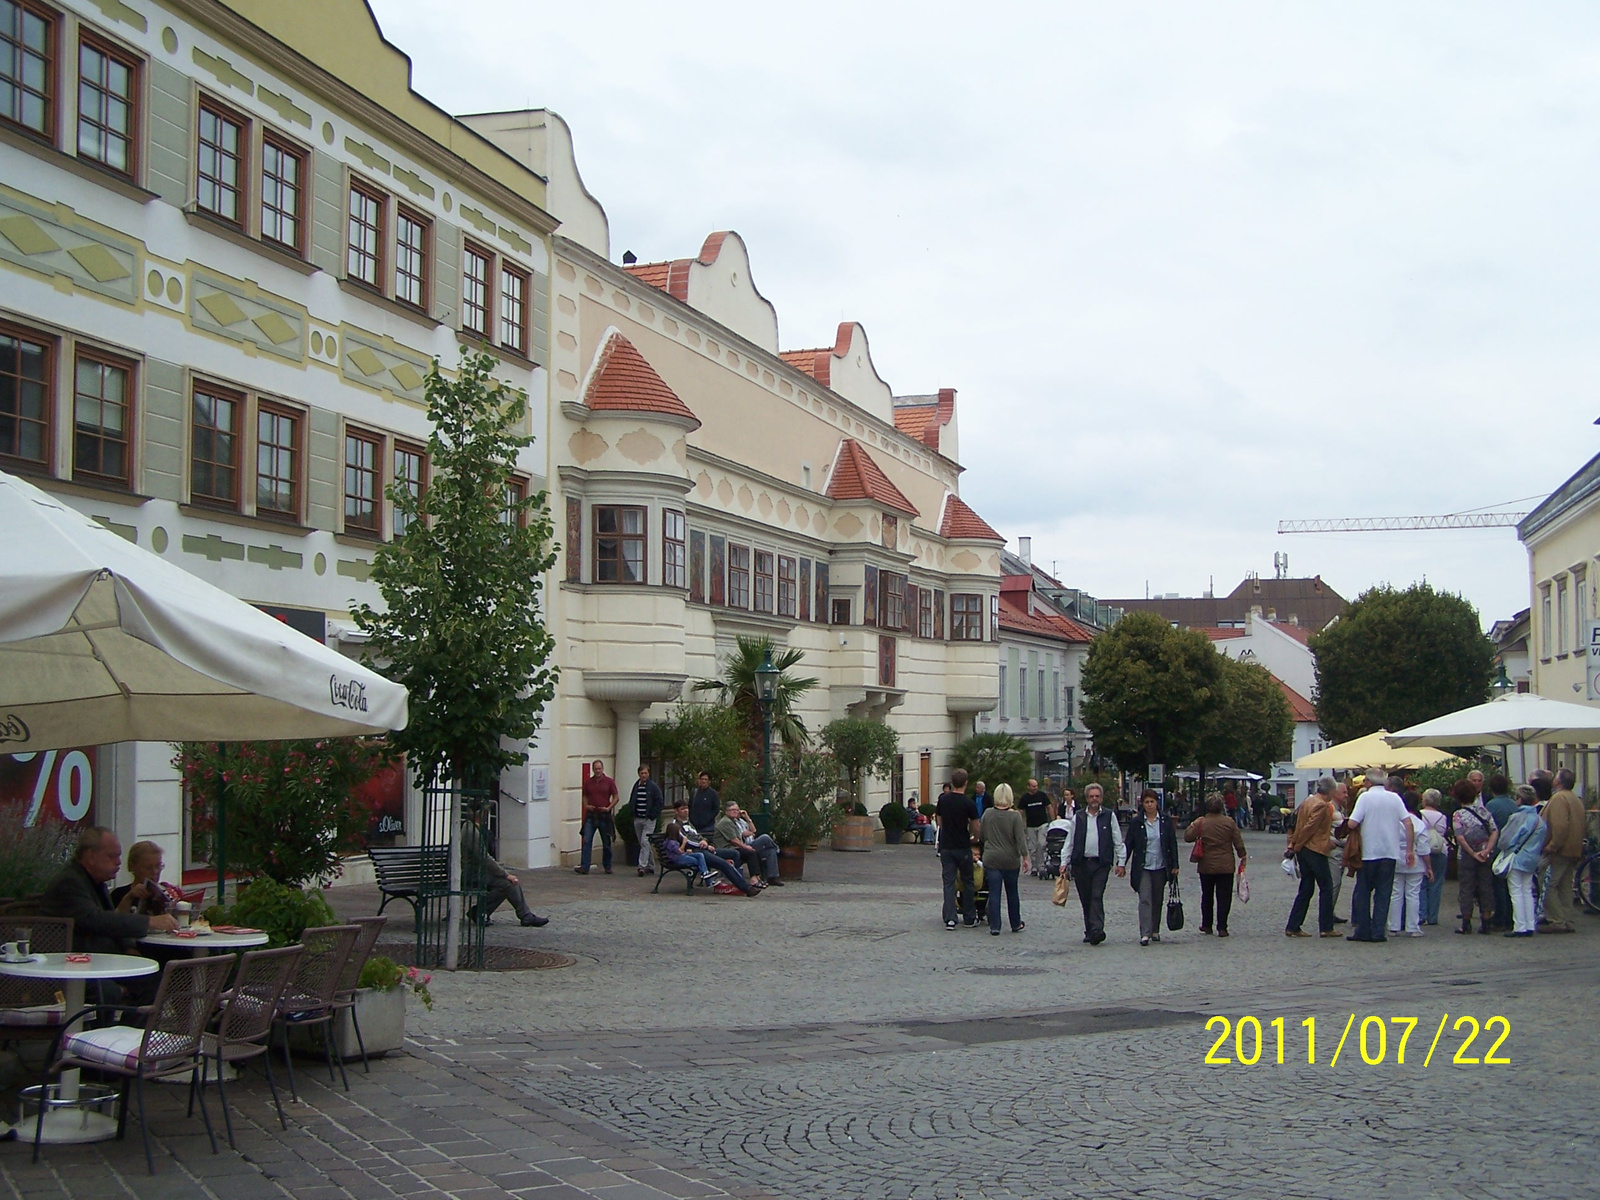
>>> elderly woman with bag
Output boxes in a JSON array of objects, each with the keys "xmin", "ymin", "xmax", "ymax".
[
  {"xmin": 1498, "ymin": 785, "xmax": 1548, "ymax": 937},
  {"xmin": 1185, "ymin": 794, "xmax": 1248, "ymax": 937},
  {"xmin": 1125, "ymin": 790, "xmax": 1178, "ymax": 946}
]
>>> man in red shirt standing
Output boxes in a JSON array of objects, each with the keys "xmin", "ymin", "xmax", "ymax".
[{"xmin": 577, "ymin": 759, "xmax": 620, "ymax": 875}]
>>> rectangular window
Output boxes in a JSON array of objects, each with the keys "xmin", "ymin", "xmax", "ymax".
[
  {"xmin": 0, "ymin": 0, "xmax": 53, "ymax": 138},
  {"xmin": 777, "ymin": 555, "xmax": 797, "ymax": 617},
  {"xmin": 499, "ymin": 264, "xmax": 528, "ymax": 354},
  {"xmin": 708, "ymin": 534, "xmax": 726, "ymax": 606},
  {"xmin": 932, "ymin": 588, "xmax": 944, "ymax": 639},
  {"xmin": 392, "ymin": 441, "xmax": 426, "ymax": 536},
  {"xmin": 863, "ymin": 564, "xmax": 878, "ymax": 628},
  {"xmin": 991, "ymin": 594, "xmax": 1000, "ymax": 641},
  {"xmin": 77, "ymin": 35, "xmax": 136, "ymax": 175},
  {"xmin": 502, "ymin": 475, "xmax": 527, "ymax": 526},
  {"xmin": 0, "ymin": 324, "xmax": 52, "ymax": 466},
  {"xmin": 346, "ymin": 182, "xmax": 384, "ymax": 287},
  {"xmin": 190, "ymin": 384, "xmax": 240, "ymax": 506},
  {"xmin": 260, "ymin": 134, "xmax": 305, "ymax": 253},
  {"xmin": 1064, "ymin": 686, "xmax": 1075, "ymax": 720},
  {"xmin": 343, "ymin": 429, "xmax": 380, "ymax": 533},
  {"xmin": 951, "ymin": 594, "xmax": 984, "ymax": 641},
  {"xmin": 879, "ymin": 635, "xmax": 897, "ymax": 688},
  {"xmin": 831, "ymin": 597, "xmax": 850, "ymax": 625},
  {"xmin": 998, "ymin": 664, "xmax": 1007, "ymax": 720},
  {"xmin": 663, "ymin": 510, "xmax": 686, "ymax": 589},
  {"xmin": 1540, "ymin": 587, "xmax": 1552, "ymax": 658},
  {"xmin": 1038, "ymin": 667, "xmax": 1046, "ymax": 721},
  {"xmin": 918, "ymin": 587, "xmax": 933, "ymax": 638},
  {"xmin": 754, "ymin": 550, "xmax": 774, "ymax": 612},
  {"xmin": 815, "ymin": 561, "xmax": 830, "ymax": 622},
  {"xmin": 196, "ymin": 100, "xmax": 245, "ymax": 225},
  {"xmin": 594, "ymin": 505, "xmax": 645, "ymax": 582},
  {"xmin": 1053, "ymin": 669, "xmax": 1061, "ymax": 721},
  {"xmin": 564, "ymin": 495, "xmax": 581, "ymax": 580},
  {"xmin": 1578, "ymin": 573, "xmax": 1589, "ymax": 649},
  {"xmin": 690, "ymin": 529, "xmax": 706, "ymax": 603},
  {"xmin": 1557, "ymin": 580, "xmax": 1569, "ymax": 655},
  {"xmin": 880, "ymin": 571, "xmax": 906, "ymax": 631},
  {"xmin": 395, "ymin": 207, "xmax": 429, "ymax": 309},
  {"xmin": 461, "ymin": 243, "xmax": 491, "ymax": 337},
  {"xmin": 72, "ymin": 351, "xmax": 129, "ymax": 483},
  {"xmin": 799, "ymin": 558, "xmax": 811, "ymax": 621},
  {"xmin": 255, "ymin": 402, "xmax": 299, "ymax": 518},
  {"xmin": 727, "ymin": 544, "xmax": 750, "ymax": 607}
]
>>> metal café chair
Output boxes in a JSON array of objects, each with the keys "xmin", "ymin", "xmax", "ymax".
[
  {"xmin": 0, "ymin": 918, "xmax": 73, "ymax": 1048},
  {"xmin": 193, "ymin": 944, "xmax": 303, "ymax": 1145},
  {"xmin": 328, "ymin": 915, "xmax": 387, "ymax": 1074},
  {"xmin": 271, "ymin": 924, "xmax": 360, "ymax": 1100},
  {"xmin": 34, "ymin": 955, "xmax": 234, "ymax": 1174}
]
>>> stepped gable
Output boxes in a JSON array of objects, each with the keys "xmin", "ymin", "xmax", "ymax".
[
  {"xmin": 939, "ymin": 494, "xmax": 1003, "ymax": 542},
  {"xmin": 583, "ymin": 332, "xmax": 699, "ymax": 424},
  {"xmin": 622, "ymin": 232, "xmax": 731, "ymax": 303},
  {"xmin": 892, "ymin": 388, "xmax": 955, "ymax": 452},
  {"xmin": 826, "ymin": 439, "xmax": 917, "ymax": 516}
]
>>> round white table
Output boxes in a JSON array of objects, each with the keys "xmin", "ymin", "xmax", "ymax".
[
  {"xmin": 0, "ymin": 952, "xmax": 159, "ymax": 1143},
  {"xmin": 140, "ymin": 929, "xmax": 269, "ymax": 953}
]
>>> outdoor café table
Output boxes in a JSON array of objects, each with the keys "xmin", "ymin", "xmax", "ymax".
[
  {"xmin": 0, "ymin": 951, "xmax": 159, "ymax": 1142},
  {"xmin": 140, "ymin": 928, "xmax": 269, "ymax": 955}
]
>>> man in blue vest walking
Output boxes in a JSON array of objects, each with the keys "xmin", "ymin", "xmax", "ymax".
[{"xmin": 1069, "ymin": 783, "xmax": 1126, "ymax": 944}]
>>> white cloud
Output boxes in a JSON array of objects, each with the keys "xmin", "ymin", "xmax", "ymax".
[{"xmin": 374, "ymin": 0, "xmax": 1599, "ymax": 625}]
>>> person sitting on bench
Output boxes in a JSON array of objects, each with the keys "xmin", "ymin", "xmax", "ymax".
[
  {"xmin": 660, "ymin": 823, "xmax": 759, "ymax": 895},
  {"xmin": 714, "ymin": 801, "xmax": 782, "ymax": 887},
  {"xmin": 461, "ymin": 807, "xmax": 549, "ymax": 927}
]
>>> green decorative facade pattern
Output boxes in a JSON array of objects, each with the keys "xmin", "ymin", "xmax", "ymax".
[
  {"xmin": 189, "ymin": 271, "xmax": 306, "ymax": 359},
  {"xmin": 0, "ymin": 194, "xmax": 138, "ymax": 303},
  {"xmin": 340, "ymin": 329, "xmax": 430, "ymax": 404}
]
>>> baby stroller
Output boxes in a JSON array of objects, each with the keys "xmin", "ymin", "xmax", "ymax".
[{"xmin": 1040, "ymin": 826, "xmax": 1069, "ymax": 880}]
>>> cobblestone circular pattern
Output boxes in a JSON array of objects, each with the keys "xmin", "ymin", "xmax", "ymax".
[{"xmin": 375, "ymin": 942, "xmax": 575, "ymax": 971}]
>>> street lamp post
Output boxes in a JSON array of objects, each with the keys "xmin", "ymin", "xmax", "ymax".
[
  {"xmin": 754, "ymin": 650, "xmax": 780, "ymax": 826},
  {"xmin": 1490, "ymin": 660, "xmax": 1515, "ymax": 698}
]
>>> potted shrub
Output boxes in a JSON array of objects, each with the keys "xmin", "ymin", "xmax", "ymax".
[
  {"xmin": 878, "ymin": 798, "xmax": 913, "ymax": 845},
  {"xmin": 821, "ymin": 720, "xmax": 899, "ymax": 852},
  {"xmin": 766, "ymin": 748, "xmax": 837, "ymax": 881},
  {"xmin": 326, "ymin": 955, "xmax": 433, "ymax": 1060}
]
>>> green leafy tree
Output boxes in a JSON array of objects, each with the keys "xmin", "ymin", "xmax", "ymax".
[
  {"xmin": 820, "ymin": 719, "xmax": 900, "ymax": 809},
  {"xmin": 1080, "ymin": 612, "xmax": 1225, "ymax": 773},
  {"xmin": 765, "ymin": 747, "xmax": 840, "ymax": 848},
  {"xmin": 643, "ymin": 703, "xmax": 748, "ymax": 795},
  {"xmin": 1311, "ymin": 583, "xmax": 1494, "ymax": 746},
  {"xmin": 693, "ymin": 635, "xmax": 818, "ymax": 749},
  {"xmin": 174, "ymin": 739, "xmax": 392, "ymax": 886},
  {"xmin": 949, "ymin": 732, "xmax": 1034, "ymax": 799},
  {"xmin": 1195, "ymin": 657, "xmax": 1294, "ymax": 777},
  {"xmin": 352, "ymin": 349, "xmax": 558, "ymax": 787}
]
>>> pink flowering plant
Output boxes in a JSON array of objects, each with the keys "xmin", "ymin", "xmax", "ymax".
[
  {"xmin": 173, "ymin": 738, "xmax": 394, "ymax": 886},
  {"xmin": 359, "ymin": 954, "xmax": 434, "ymax": 1010}
]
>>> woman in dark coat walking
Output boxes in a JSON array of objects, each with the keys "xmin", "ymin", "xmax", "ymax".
[
  {"xmin": 1185, "ymin": 793, "xmax": 1247, "ymax": 937},
  {"xmin": 1125, "ymin": 790, "xmax": 1179, "ymax": 946}
]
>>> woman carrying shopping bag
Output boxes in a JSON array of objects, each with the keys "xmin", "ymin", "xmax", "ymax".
[{"xmin": 1184, "ymin": 794, "xmax": 1247, "ymax": 937}]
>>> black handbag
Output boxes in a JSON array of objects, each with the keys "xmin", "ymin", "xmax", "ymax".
[{"xmin": 1165, "ymin": 875, "xmax": 1185, "ymax": 931}]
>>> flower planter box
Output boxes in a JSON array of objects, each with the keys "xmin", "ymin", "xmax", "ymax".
[{"xmin": 289, "ymin": 986, "xmax": 405, "ymax": 1061}]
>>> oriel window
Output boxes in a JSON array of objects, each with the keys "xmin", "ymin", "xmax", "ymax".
[
  {"xmin": 594, "ymin": 505, "xmax": 645, "ymax": 582},
  {"xmin": 754, "ymin": 550, "xmax": 774, "ymax": 613},
  {"xmin": 662, "ymin": 510, "xmax": 686, "ymax": 588}
]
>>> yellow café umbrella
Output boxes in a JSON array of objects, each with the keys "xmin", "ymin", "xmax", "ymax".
[{"xmin": 1294, "ymin": 729, "xmax": 1453, "ymax": 771}]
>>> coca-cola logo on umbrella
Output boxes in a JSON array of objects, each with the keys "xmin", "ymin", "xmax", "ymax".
[
  {"xmin": 329, "ymin": 675, "xmax": 369, "ymax": 712},
  {"xmin": 0, "ymin": 715, "xmax": 30, "ymax": 745}
]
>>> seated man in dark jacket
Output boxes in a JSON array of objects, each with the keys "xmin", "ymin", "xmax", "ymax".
[{"xmin": 42, "ymin": 826, "xmax": 177, "ymax": 1005}]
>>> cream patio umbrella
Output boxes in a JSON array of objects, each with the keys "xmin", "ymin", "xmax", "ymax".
[
  {"xmin": 1294, "ymin": 729, "xmax": 1454, "ymax": 771},
  {"xmin": 0, "ymin": 469, "xmax": 407, "ymax": 895},
  {"xmin": 1385, "ymin": 693, "xmax": 1600, "ymax": 780}
]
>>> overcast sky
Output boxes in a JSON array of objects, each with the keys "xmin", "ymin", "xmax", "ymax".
[{"xmin": 375, "ymin": 0, "xmax": 1598, "ymax": 627}]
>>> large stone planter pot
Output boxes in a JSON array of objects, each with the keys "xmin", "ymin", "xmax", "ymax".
[
  {"xmin": 777, "ymin": 846, "xmax": 806, "ymax": 881},
  {"xmin": 291, "ymin": 986, "xmax": 406, "ymax": 1061},
  {"xmin": 831, "ymin": 816, "xmax": 874, "ymax": 852}
]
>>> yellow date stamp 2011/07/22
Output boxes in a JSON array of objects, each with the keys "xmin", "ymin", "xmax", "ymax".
[{"xmin": 1201, "ymin": 1014, "xmax": 1512, "ymax": 1067}]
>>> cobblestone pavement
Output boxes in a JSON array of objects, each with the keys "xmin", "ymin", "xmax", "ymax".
[{"xmin": 0, "ymin": 834, "xmax": 1587, "ymax": 1200}]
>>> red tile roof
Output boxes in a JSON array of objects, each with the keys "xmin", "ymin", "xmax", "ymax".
[
  {"xmin": 825, "ymin": 439, "xmax": 917, "ymax": 516},
  {"xmin": 779, "ymin": 347, "xmax": 831, "ymax": 384},
  {"xmin": 1280, "ymin": 680, "xmax": 1317, "ymax": 723},
  {"xmin": 939, "ymin": 494, "xmax": 1003, "ymax": 542},
  {"xmin": 891, "ymin": 388, "xmax": 955, "ymax": 452},
  {"xmin": 1271, "ymin": 621, "xmax": 1314, "ymax": 646},
  {"xmin": 621, "ymin": 232, "xmax": 733, "ymax": 303},
  {"xmin": 998, "ymin": 598, "xmax": 1094, "ymax": 644},
  {"xmin": 1196, "ymin": 626, "xmax": 1248, "ymax": 640},
  {"xmin": 583, "ymin": 332, "xmax": 699, "ymax": 425}
]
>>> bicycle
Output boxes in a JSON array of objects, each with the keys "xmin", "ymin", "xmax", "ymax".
[{"xmin": 1575, "ymin": 836, "xmax": 1600, "ymax": 916}]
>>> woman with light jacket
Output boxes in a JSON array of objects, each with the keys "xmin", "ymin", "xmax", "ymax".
[
  {"xmin": 1499, "ymin": 785, "xmax": 1548, "ymax": 937},
  {"xmin": 1184, "ymin": 794, "xmax": 1247, "ymax": 937},
  {"xmin": 979, "ymin": 783, "xmax": 1028, "ymax": 935}
]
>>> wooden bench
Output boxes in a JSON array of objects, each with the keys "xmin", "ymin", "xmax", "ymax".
[
  {"xmin": 647, "ymin": 834, "xmax": 708, "ymax": 896},
  {"xmin": 368, "ymin": 845, "xmax": 449, "ymax": 920}
]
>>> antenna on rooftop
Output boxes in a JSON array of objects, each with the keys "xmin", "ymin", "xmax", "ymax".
[{"xmin": 1274, "ymin": 551, "xmax": 1289, "ymax": 580}]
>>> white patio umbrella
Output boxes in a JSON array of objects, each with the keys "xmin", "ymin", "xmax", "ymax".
[
  {"xmin": 0, "ymin": 469, "xmax": 407, "ymax": 894},
  {"xmin": 1385, "ymin": 693, "xmax": 1600, "ymax": 780}
]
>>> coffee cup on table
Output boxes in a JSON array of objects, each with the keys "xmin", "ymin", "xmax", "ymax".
[
  {"xmin": 174, "ymin": 902, "xmax": 192, "ymax": 930},
  {"xmin": 0, "ymin": 940, "xmax": 28, "ymax": 961}
]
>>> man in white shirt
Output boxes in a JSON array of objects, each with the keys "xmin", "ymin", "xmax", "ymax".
[
  {"xmin": 1344, "ymin": 767, "xmax": 1407, "ymax": 942},
  {"xmin": 1067, "ymin": 783, "xmax": 1126, "ymax": 945}
]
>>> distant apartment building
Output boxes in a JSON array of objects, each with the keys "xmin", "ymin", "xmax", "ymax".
[{"xmin": 1105, "ymin": 574, "xmax": 1347, "ymax": 634}]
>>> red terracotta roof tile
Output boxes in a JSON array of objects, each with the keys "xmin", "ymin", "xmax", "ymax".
[
  {"xmin": 825, "ymin": 439, "xmax": 917, "ymax": 516},
  {"xmin": 622, "ymin": 261, "xmax": 671, "ymax": 290},
  {"xmin": 779, "ymin": 348, "xmax": 831, "ymax": 384},
  {"xmin": 999, "ymin": 598, "xmax": 1093, "ymax": 644},
  {"xmin": 1271, "ymin": 621, "xmax": 1314, "ymax": 646},
  {"xmin": 1279, "ymin": 679, "xmax": 1317, "ymax": 723},
  {"xmin": 584, "ymin": 332, "xmax": 699, "ymax": 425},
  {"xmin": 939, "ymin": 494, "xmax": 1003, "ymax": 542},
  {"xmin": 891, "ymin": 387, "xmax": 956, "ymax": 452},
  {"xmin": 620, "ymin": 233, "xmax": 735, "ymax": 304},
  {"xmin": 1196, "ymin": 626, "xmax": 1249, "ymax": 640}
]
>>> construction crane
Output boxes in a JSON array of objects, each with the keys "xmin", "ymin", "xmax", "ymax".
[{"xmin": 1278, "ymin": 511, "xmax": 1529, "ymax": 534}]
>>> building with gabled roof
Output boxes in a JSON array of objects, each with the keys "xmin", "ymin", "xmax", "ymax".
[{"xmin": 468, "ymin": 113, "xmax": 1008, "ymax": 852}]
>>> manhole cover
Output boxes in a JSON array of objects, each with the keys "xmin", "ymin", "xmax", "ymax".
[
  {"xmin": 375, "ymin": 942, "xmax": 575, "ymax": 971},
  {"xmin": 963, "ymin": 965, "xmax": 1052, "ymax": 977}
]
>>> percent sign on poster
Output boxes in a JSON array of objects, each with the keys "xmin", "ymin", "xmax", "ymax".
[{"xmin": 0, "ymin": 750, "xmax": 95, "ymax": 825}]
